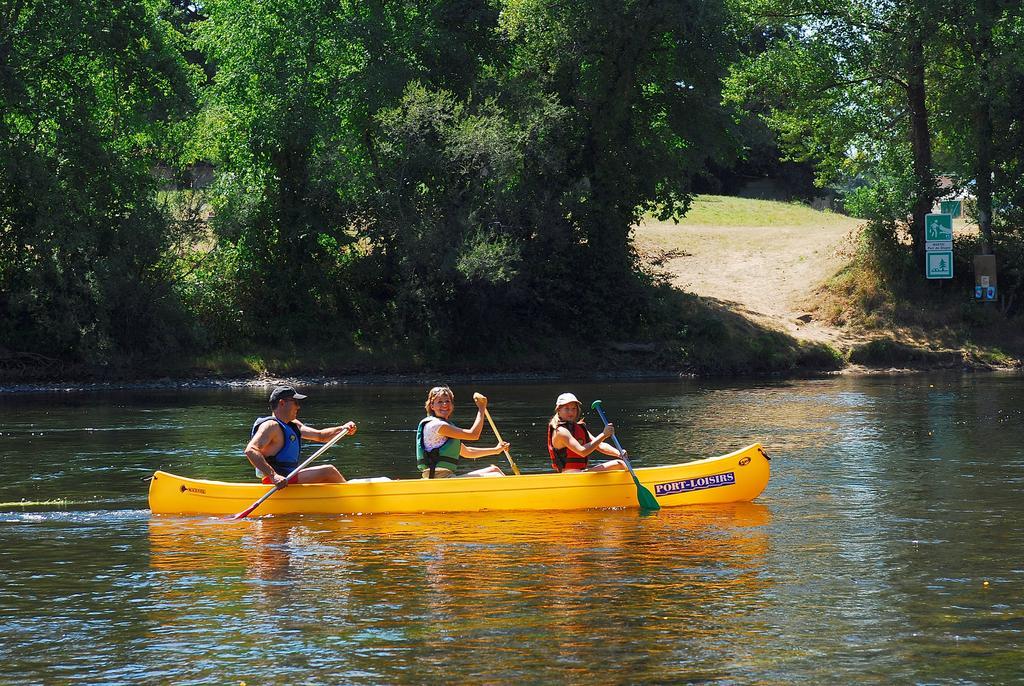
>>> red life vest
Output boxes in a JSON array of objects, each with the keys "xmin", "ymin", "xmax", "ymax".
[{"xmin": 547, "ymin": 421, "xmax": 590, "ymax": 472}]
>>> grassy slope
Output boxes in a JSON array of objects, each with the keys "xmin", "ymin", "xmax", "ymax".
[
  {"xmin": 621, "ymin": 196, "xmax": 858, "ymax": 375},
  {"xmin": 810, "ymin": 230, "xmax": 1024, "ymax": 370},
  {"xmin": 640, "ymin": 195, "xmax": 1022, "ymax": 373},
  {"xmin": 637, "ymin": 197, "xmax": 862, "ymax": 333},
  {"xmin": 668, "ymin": 195, "xmax": 850, "ymax": 227}
]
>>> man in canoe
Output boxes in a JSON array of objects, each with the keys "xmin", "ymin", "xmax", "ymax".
[
  {"xmin": 416, "ymin": 386, "xmax": 510, "ymax": 478},
  {"xmin": 244, "ymin": 386, "xmax": 357, "ymax": 486},
  {"xmin": 546, "ymin": 393, "xmax": 627, "ymax": 473}
]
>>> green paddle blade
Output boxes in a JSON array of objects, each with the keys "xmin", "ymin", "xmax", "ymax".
[
  {"xmin": 634, "ymin": 479, "xmax": 661, "ymax": 511},
  {"xmin": 590, "ymin": 399, "xmax": 659, "ymax": 511}
]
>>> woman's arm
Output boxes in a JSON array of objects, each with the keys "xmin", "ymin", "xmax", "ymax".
[
  {"xmin": 460, "ymin": 441, "xmax": 510, "ymax": 459},
  {"xmin": 586, "ymin": 430, "xmax": 622, "ymax": 458},
  {"xmin": 594, "ymin": 440, "xmax": 622, "ymax": 458},
  {"xmin": 436, "ymin": 394, "xmax": 488, "ymax": 441}
]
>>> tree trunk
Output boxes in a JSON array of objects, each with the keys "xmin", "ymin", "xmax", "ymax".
[
  {"xmin": 971, "ymin": 0, "xmax": 995, "ymax": 253},
  {"xmin": 584, "ymin": 0, "xmax": 657, "ymax": 270},
  {"xmin": 906, "ymin": 26, "xmax": 934, "ymax": 269}
]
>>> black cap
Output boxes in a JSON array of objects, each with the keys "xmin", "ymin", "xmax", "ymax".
[{"xmin": 269, "ymin": 386, "xmax": 308, "ymax": 405}]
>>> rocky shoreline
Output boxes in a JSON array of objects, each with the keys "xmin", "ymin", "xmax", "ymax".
[
  {"xmin": 1, "ymin": 361, "xmax": 1019, "ymax": 394},
  {"xmin": 0, "ymin": 369, "xmax": 690, "ymax": 394}
]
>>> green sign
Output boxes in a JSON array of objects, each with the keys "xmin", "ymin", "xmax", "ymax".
[
  {"xmin": 940, "ymin": 200, "xmax": 962, "ymax": 218},
  {"xmin": 926, "ymin": 251, "xmax": 953, "ymax": 279},
  {"xmin": 925, "ymin": 213, "xmax": 953, "ymax": 241}
]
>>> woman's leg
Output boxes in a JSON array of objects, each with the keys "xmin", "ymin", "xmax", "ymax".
[
  {"xmin": 461, "ymin": 464, "xmax": 505, "ymax": 477},
  {"xmin": 421, "ymin": 468, "xmax": 454, "ymax": 479}
]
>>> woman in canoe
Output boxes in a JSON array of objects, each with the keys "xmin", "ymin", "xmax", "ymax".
[
  {"xmin": 417, "ymin": 386, "xmax": 509, "ymax": 479},
  {"xmin": 546, "ymin": 392, "xmax": 627, "ymax": 473}
]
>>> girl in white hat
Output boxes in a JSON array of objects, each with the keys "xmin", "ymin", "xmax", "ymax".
[{"xmin": 546, "ymin": 393, "xmax": 626, "ymax": 473}]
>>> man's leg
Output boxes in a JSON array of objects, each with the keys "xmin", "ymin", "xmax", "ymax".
[{"xmin": 295, "ymin": 464, "xmax": 345, "ymax": 483}]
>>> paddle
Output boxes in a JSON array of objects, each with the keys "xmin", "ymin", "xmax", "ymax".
[
  {"xmin": 473, "ymin": 393, "xmax": 521, "ymax": 475},
  {"xmin": 231, "ymin": 426, "xmax": 350, "ymax": 520},
  {"xmin": 591, "ymin": 400, "xmax": 660, "ymax": 511}
]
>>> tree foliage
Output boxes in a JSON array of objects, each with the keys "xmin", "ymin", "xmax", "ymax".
[
  {"xmin": 727, "ymin": 0, "xmax": 1024, "ymax": 311},
  {"xmin": 13, "ymin": 0, "xmax": 1023, "ymax": 372},
  {"xmin": 0, "ymin": 0, "xmax": 198, "ymax": 365},
  {"xmin": 726, "ymin": 0, "xmax": 945, "ymax": 262},
  {"xmin": 183, "ymin": 0, "xmax": 738, "ymax": 355},
  {"xmin": 930, "ymin": 1, "xmax": 1024, "ymax": 250}
]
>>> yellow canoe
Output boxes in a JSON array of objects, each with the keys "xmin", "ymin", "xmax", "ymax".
[{"xmin": 148, "ymin": 443, "xmax": 770, "ymax": 516}]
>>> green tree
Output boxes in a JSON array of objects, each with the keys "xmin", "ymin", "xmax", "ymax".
[
  {"xmin": 727, "ymin": 0, "xmax": 943, "ymax": 265},
  {"xmin": 931, "ymin": 1, "xmax": 1024, "ymax": 253},
  {"xmin": 0, "ymin": 0, "xmax": 196, "ymax": 366},
  {"xmin": 191, "ymin": 0, "xmax": 503, "ymax": 345},
  {"xmin": 193, "ymin": 0, "xmax": 738, "ymax": 353},
  {"xmin": 356, "ymin": 0, "xmax": 739, "ymax": 348},
  {"xmin": 500, "ymin": 0, "xmax": 736, "ymax": 271}
]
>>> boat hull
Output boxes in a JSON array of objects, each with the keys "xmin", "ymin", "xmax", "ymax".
[{"xmin": 148, "ymin": 443, "xmax": 770, "ymax": 516}]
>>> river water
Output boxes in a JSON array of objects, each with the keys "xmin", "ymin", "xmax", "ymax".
[{"xmin": 1, "ymin": 375, "xmax": 1023, "ymax": 684}]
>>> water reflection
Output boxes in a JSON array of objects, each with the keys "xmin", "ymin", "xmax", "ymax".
[{"xmin": 146, "ymin": 505, "xmax": 772, "ymax": 683}]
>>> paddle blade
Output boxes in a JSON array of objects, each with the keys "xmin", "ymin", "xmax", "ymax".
[
  {"xmin": 229, "ymin": 485, "xmax": 280, "ymax": 519},
  {"xmin": 231, "ymin": 505, "xmax": 257, "ymax": 520},
  {"xmin": 636, "ymin": 483, "xmax": 661, "ymax": 511}
]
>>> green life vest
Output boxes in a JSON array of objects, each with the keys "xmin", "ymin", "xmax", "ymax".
[{"xmin": 416, "ymin": 417, "xmax": 462, "ymax": 477}]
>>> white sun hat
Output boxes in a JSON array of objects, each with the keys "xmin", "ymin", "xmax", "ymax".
[{"xmin": 555, "ymin": 392, "xmax": 581, "ymax": 408}]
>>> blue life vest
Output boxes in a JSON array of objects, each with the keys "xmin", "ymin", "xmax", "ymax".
[{"xmin": 251, "ymin": 416, "xmax": 302, "ymax": 476}]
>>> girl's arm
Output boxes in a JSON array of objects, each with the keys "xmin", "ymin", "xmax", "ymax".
[
  {"xmin": 589, "ymin": 433, "xmax": 622, "ymax": 458},
  {"xmin": 555, "ymin": 424, "xmax": 614, "ymax": 457}
]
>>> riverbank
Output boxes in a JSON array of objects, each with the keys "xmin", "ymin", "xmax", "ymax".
[
  {"xmin": 4, "ymin": 361, "xmax": 1021, "ymax": 394},
  {"xmin": 3, "ymin": 195, "xmax": 1020, "ymax": 390},
  {"xmin": 0, "ymin": 370, "xmax": 678, "ymax": 394},
  {"xmin": 636, "ymin": 195, "xmax": 1024, "ymax": 374},
  {"xmin": 5, "ymin": 321, "xmax": 1015, "ymax": 393}
]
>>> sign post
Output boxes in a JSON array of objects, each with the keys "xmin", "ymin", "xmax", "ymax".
[
  {"xmin": 925, "ymin": 213, "xmax": 953, "ymax": 280},
  {"xmin": 974, "ymin": 254, "xmax": 997, "ymax": 301}
]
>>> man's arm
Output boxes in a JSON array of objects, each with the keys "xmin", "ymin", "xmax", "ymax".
[
  {"xmin": 244, "ymin": 422, "xmax": 285, "ymax": 484},
  {"xmin": 297, "ymin": 420, "xmax": 357, "ymax": 443}
]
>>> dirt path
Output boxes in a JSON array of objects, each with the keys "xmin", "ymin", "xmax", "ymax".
[{"xmin": 634, "ymin": 209, "xmax": 865, "ymax": 348}]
